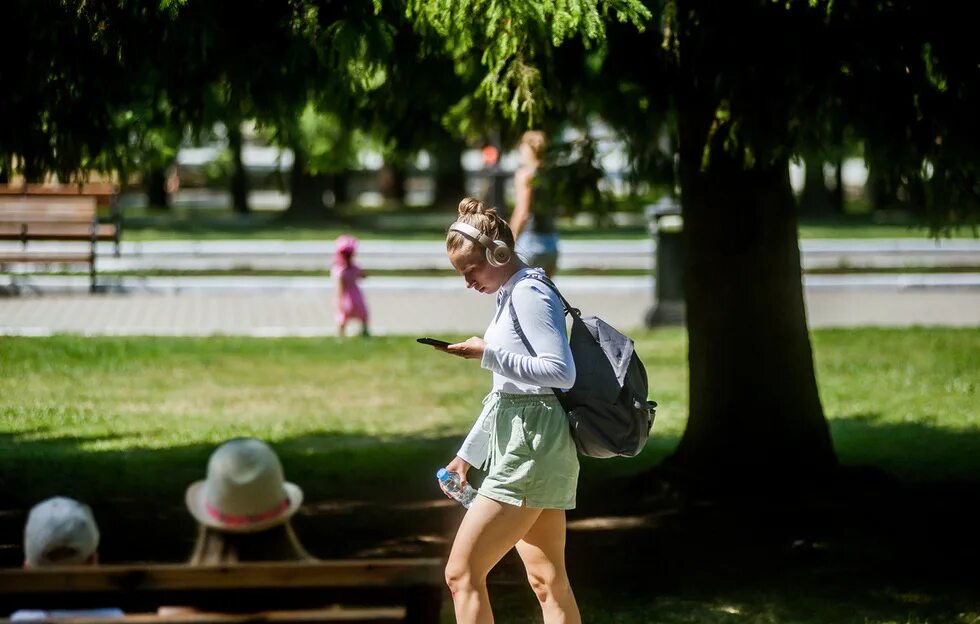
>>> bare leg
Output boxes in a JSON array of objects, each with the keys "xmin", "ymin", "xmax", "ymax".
[
  {"xmin": 515, "ymin": 509, "xmax": 581, "ymax": 624},
  {"xmin": 446, "ymin": 496, "xmax": 542, "ymax": 624}
]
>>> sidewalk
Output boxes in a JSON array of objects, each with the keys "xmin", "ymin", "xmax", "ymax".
[
  {"xmin": 2, "ymin": 275, "xmax": 978, "ymax": 336},
  {"xmin": 3, "ymin": 238, "xmax": 978, "ymax": 271}
]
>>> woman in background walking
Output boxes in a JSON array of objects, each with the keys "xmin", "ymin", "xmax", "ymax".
[{"xmin": 509, "ymin": 131, "xmax": 559, "ymax": 277}]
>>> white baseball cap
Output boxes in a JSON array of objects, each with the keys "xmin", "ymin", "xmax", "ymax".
[{"xmin": 24, "ymin": 496, "xmax": 100, "ymax": 567}]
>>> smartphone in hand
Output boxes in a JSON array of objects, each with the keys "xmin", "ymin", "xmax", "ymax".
[{"xmin": 417, "ymin": 337, "xmax": 451, "ymax": 348}]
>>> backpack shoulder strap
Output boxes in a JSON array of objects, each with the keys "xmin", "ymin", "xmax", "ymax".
[
  {"xmin": 507, "ymin": 273, "xmax": 576, "ymax": 397},
  {"xmin": 508, "ymin": 294, "xmax": 537, "ymax": 356},
  {"xmin": 517, "ymin": 273, "xmax": 581, "ymax": 318},
  {"xmin": 508, "ymin": 295, "xmax": 563, "ymax": 399},
  {"xmin": 507, "ymin": 272, "xmax": 581, "ymax": 353}
]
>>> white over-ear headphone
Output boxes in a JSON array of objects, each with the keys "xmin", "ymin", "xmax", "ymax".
[{"xmin": 449, "ymin": 221, "xmax": 512, "ymax": 267}]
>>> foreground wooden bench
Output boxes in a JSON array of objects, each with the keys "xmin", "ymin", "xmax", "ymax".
[
  {"xmin": 0, "ymin": 194, "xmax": 119, "ymax": 292},
  {"xmin": 0, "ymin": 559, "xmax": 444, "ymax": 623}
]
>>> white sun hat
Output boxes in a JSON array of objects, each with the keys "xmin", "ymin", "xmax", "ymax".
[
  {"xmin": 24, "ymin": 496, "xmax": 100, "ymax": 567},
  {"xmin": 185, "ymin": 438, "xmax": 303, "ymax": 534}
]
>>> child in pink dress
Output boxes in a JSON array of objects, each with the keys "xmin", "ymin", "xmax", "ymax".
[{"xmin": 331, "ymin": 235, "xmax": 370, "ymax": 337}]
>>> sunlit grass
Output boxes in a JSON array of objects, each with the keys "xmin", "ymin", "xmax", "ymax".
[
  {"xmin": 114, "ymin": 206, "xmax": 972, "ymax": 241},
  {"xmin": 812, "ymin": 328, "xmax": 979, "ymax": 481},
  {"xmin": 1, "ymin": 328, "xmax": 976, "ymax": 489}
]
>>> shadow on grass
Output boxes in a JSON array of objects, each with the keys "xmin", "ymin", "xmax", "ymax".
[
  {"xmin": 0, "ymin": 428, "xmax": 482, "ymax": 565},
  {"xmin": 1, "ymin": 415, "xmax": 978, "ymax": 621}
]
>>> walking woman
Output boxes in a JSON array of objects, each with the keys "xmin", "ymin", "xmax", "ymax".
[
  {"xmin": 509, "ymin": 130, "xmax": 560, "ymax": 277},
  {"xmin": 430, "ymin": 196, "xmax": 581, "ymax": 623}
]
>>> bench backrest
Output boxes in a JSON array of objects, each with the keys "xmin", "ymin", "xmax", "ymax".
[
  {"xmin": 0, "ymin": 197, "xmax": 98, "ymax": 225},
  {"xmin": 0, "ymin": 184, "xmax": 117, "ymax": 210},
  {"xmin": 0, "ymin": 559, "xmax": 444, "ymax": 622}
]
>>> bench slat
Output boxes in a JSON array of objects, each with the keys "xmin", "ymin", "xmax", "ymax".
[
  {"xmin": 0, "ymin": 252, "xmax": 93, "ymax": 263},
  {"xmin": 0, "ymin": 182, "xmax": 117, "ymax": 194},
  {"xmin": 0, "ymin": 224, "xmax": 117, "ymax": 241},
  {"xmin": 0, "ymin": 212, "xmax": 97, "ymax": 223},
  {"xmin": 0, "ymin": 560, "xmax": 444, "ymax": 593},
  {"xmin": 0, "ymin": 183, "xmax": 117, "ymax": 209},
  {"xmin": 0, "ymin": 197, "xmax": 98, "ymax": 220},
  {"xmin": 0, "ymin": 607, "xmax": 408, "ymax": 623},
  {"xmin": 0, "ymin": 561, "xmax": 444, "ymax": 622}
]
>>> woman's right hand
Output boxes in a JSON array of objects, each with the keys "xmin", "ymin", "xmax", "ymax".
[{"xmin": 445, "ymin": 456, "xmax": 472, "ymax": 489}]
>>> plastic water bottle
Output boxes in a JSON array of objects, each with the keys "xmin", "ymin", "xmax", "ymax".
[{"xmin": 436, "ymin": 468, "xmax": 478, "ymax": 508}]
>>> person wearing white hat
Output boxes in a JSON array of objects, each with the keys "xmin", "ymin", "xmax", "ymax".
[
  {"xmin": 11, "ymin": 497, "xmax": 123, "ymax": 621},
  {"xmin": 184, "ymin": 437, "xmax": 312, "ymax": 564}
]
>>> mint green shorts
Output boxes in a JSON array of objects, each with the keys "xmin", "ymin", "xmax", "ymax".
[{"xmin": 476, "ymin": 392, "xmax": 579, "ymax": 510}]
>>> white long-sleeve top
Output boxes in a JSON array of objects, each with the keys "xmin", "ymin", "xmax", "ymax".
[{"xmin": 457, "ymin": 267, "xmax": 576, "ymax": 467}]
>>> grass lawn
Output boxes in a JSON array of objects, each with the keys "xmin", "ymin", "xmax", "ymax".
[
  {"xmin": 115, "ymin": 208, "xmax": 974, "ymax": 242},
  {"xmin": 1, "ymin": 328, "xmax": 976, "ymax": 495},
  {"xmin": 1, "ymin": 328, "xmax": 977, "ymax": 622},
  {"xmin": 45, "ymin": 265, "xmax": 979, "ymax": 280}
]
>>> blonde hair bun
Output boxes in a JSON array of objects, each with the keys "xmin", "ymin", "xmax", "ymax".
[
  {"xmin": 457, "ymin": 197, "xmax": 500, "ymax": 221},
  {"xmin": 447, "ymin": 196, "xmax": 515, "ymax": 256}
]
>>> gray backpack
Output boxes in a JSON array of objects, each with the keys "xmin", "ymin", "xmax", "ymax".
[{"xmin": 509, "ymin": 274, "xmax": 656, "ymax": 458}]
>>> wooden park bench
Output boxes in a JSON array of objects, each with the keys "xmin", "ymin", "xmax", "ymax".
[
  {"xmin": 0, "ymin": 559, "xmax": 444, "ymax": 623},
  {"xmin": 0, "ymin": 183, "xmax": 121, "ymax": 292}
]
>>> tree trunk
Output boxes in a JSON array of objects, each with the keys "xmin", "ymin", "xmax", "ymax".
[
  {"xmin": 867, "ymin": 165, "xmax": 898, "ymax": 212},
  {"xmin": 378, "ymin": 162, "xmax": 406, "ymax": 202},
  {"xmin": 830, "ymin": 158, "xmax": 844, "ymax": 214},
  {"xmin": 330, "ymin": 171, "xmax": 350, "ymax": 206},
  {"xmin": 286, "ymin": 144, "xmax": 328, "ymax": 220},
  {"xmin": 666, "ymin": 101, "xmax": 838, "ymax": 493},
  {"xmin": 798, "ymin": 155, "xmax": 833, "ymax": 217},
  {"xmin": 21, "ymin": 150, "xmax": 44, "ymax": 184},
  {"xmin": 145, "ymin": 167, "xmax": 170, "ymax": 210},
  {"xmin": 904, "ymin": 175, "xmax": 927, "ymax": 216},
  {"xmin": 228, "ymin": 122, "xmax": 250, "ymax": 215},
  {"xmin": 433, "ymin": 142, "xmax": 466, "ymax": 209}
]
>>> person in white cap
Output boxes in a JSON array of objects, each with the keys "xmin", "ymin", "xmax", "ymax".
[
  {"xmin": 23, "ymin": 496, "xmax": 99, "ymax": 568},
  {"xmin": 11, "ymin": 496, "xmax": 123, "ymax": 621},
  {"xmin": 184, "ymin": 437, "xmax": 312, "ymax": 564}
]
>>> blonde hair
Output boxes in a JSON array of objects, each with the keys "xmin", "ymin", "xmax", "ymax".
[
  {"xmin": 188, "ymin": 523, "xmax": 313, "ymax": 565},
  {"xmin": 520, "ymin": 130, "xmax": 546, "ymax": 160},
  {"xmin": 446, "ymin": 197, "xmax": 515, "ymax": 255}
]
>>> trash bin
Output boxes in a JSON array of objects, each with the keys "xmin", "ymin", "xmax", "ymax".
[{"xmin": 644, "ymin": 197, "xmax": 685, "ymax": 326}]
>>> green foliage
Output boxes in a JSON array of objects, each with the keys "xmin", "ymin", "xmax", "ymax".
[
  {"xmin": 407, "ymin": 0, "xmax": 651, "ymax": 126},
  {"xmin": 3, "ymin": 0, "xmax": 974, "ymax": 233},
  {"xmin": 537, "ymin": 133, "xmax": 609, "ymax": 221},
  {"xmin": 322, "ymin": 17, "xmax": 395, "ymax": 94},
  {"xmin": 660, "ymin": 0, "xmax": 977, "ymax": 228},
  {"xmin": 290, "ymin": 104, "xmax": 367, "ymax": 175}
]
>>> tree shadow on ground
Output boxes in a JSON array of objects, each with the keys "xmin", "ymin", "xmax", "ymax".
[
  {"xmin": 0, "ymin": 428, "xmax": 482, "ymax": 566},
  {"xmin": 1, "ymin": 415, "xmax": 978, "ymax": 621},
  {"xmin": 536, "ymin": 413, "xmax": 980, "ymax": 622}
]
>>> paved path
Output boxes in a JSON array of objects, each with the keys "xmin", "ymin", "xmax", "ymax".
[
  {"xmin": 2, "ymin": 274, "xmax": 977, "ymax": 336},
  {"xmin": 3, "ymin": 237, "xmax": 978, "ymax": 335},
  {"xmin": 3, "ymin": 238, "xmax": 978, "ymax": 271}
]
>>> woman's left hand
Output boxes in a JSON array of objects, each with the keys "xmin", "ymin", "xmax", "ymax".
[{"xmin": 447, "ymin": 336, "xmax": 485, "ymax": 360}]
